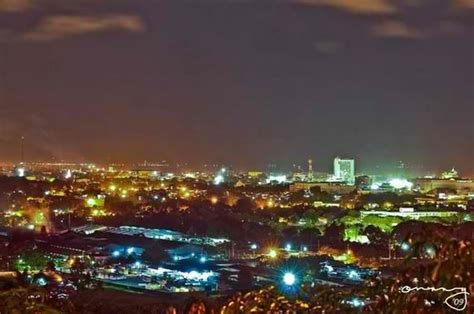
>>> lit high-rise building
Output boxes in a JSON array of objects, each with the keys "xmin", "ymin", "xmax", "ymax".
[{"xmin": 333, "ymin": 157, "xmax": 355, "ymax": 185}]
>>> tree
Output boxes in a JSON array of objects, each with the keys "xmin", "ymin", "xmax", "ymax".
[
  {"xmin": 302, "ymin": 209, "xmax": 317, "ymax": 224},
  {"xmin": 235, "ymin": 197, "xmax": 255, "ymax": 212},
  {"xmin": 321, "ymin": 223, "xmax": 344, "ymax": 245},
  {"xmin": 17, "ymin": 249, "xmax": 49, "ymax": 271},
  {"xmin": 363, "ymin": 225, "xmax": 387, "ymax": 246},
  {"xmin": 45, "ymin": 261, "xmax": 56, "ymax": 272}
]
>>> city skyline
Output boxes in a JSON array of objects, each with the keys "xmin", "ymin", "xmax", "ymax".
[{"xmin": 1, "ymin": 152, "xmax": 469, "ymax": 178}]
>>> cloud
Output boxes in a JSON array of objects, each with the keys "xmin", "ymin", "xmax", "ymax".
[
  {"xmin": 313, "ymin": 41, "xmax": 344, "ymax": 54},
  {"xmin": 0, "ymin": 0, "xmax": 31, "ymax": 12},
  {"xmin": 22, "ymin": 14, "xmax": 145, "ymax": 41},
  {"xmin": 372, "ymin": 20, "xmax": 426, "ymax": 39},
  {"xmin": 454, "ymin": 0, "xmax": 474, "ymax": 9},
  {"xmin": 295, "ymin": 0, "xmax": 397, "ymax": 14}
]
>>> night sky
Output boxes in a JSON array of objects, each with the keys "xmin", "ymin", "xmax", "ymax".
[{"xmin": 0, "ymin": 0, "xmax": 473, "ymax": 175}]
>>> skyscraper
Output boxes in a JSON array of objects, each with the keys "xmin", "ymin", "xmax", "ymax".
[{"xmin": 334, "ymin": 157, "xmax": 355, "ymax": 185}]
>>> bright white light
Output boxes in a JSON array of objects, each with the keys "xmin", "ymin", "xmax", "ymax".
[
  {"xmin": 214, "ymin": 174, "xmax": 224, "ymax": 185},
  {"xmin": 324, "ymin": 264, "xmax": 334, "ymax": 272},
  {"xmin": 173, "ymin": 256, "xmax": 179, "ymax": 261},
  {"xmin": 64, "ymin": 169, "xmax": 72, "ymax": 179},
  {"xmin": 37, "ymin": 278, "xmax": 47, "ymax": 286},
  {"xmin": 127, "ymin": 247, "xmax": 134, "ymax": 254},
  {"xmin": 389, "ymin": 178, "xmax": 413, "ymax": 190},
  {"xmin": 183, "ymin": 270, "xmax": 214, "ymax": 281},
  {"xmin": 266, "ymin": 175, "xmax": 287, "ymax": 184},
  {"xmin": 199, "ymin": 256, "xmax": 207, "ymax": 263},
  {"xmin": 112, "ymin": 251, "xmax": 120, "ymax": 257},
  {"xmin": 370, "ymin": 183, "xmax": 380, "ymax": 190},
  {"xmin": 250, "ymin": 244, "xmax": 257, "ymax": 250},
  {"xmin": 302, "ymin": 246, "xmax": 308, "ymax": 252},
  {"xmin": 134, "ymin": 261, "xmax": 141, "ymax": 267},
  {"xmin": 17, "ymin": 167, "xmax": 25, "ymax": 177},
  {"xmin": 401, "ymin": 243, "xmax": 410, "ymax": 251},
  {"xmin": 352, "ymin": 298, "xmax": 364, "ymax": 307},
  {"xmin": 283, "ymin": 272, "xmax": 296, "ymax": 286},
  {"xmin": 285, "ymin": 244, "xmax": 292, "ymax": 251},
  {"xmin": 348, "ymin": 270, "xmax": 359, "ymax": 279}
]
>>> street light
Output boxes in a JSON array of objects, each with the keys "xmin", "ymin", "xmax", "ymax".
[
  {"xmin": 352, "ymin": 298, "xmax": 364, "ymax": 307},
  {"xmin": 283, "ymin": 272, "xmax": 296, "ymax": 286},
  {"xmin": 268, "ymin": 249, "xmax": 277, "ymax": 259},
  {"xmin": 348, "ymin": 270, "xmax": 359, "ymax": 280}
]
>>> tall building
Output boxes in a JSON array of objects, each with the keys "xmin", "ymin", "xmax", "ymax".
[
  {"xmin": 308, "ymin": 159, "xmax": 313, "ymax": 181},
  {"xmin": 334, "ymin": 157, "xmax": 355, "ymax": 185}
]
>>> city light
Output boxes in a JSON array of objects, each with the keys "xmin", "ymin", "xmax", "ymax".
[
  {"xmin": 268, "ymin": 249, "xmax": 277, "ymax": 259},
  {"xmin": 37, "ymin": 278, "xmax": 47, "ymax": 286},
  {"xmin": 214, "ymin": 174, "xmax": 224, "ymax": 185},
  {"xmin": 1, "ymin": 7, "xmax": 471, "ymax": 312},
  {"xmin": 17, "ymin": 167, "xmax": 25, "ymax": 177},
  {"xmin": 425, "ymin": 246, "xmax": 435, "ymax": 257},
  {"xmin": 347, "ymin": 270, "xmax": 360, "ymax": 280},
  {"xmin": 389, "ymin": 178, "xmax": 413, "ymax": 190},
  {"xmin": 283, "ymin": 272, "xmax": 296, "ymax": 286},
  {"xmin": 370, "ymin": 183, "xmax": 380, "ymax": 190},
  {"xmin": 324, "ymin": 264, "xmax": 334, "ymax": 272},
  {"xmin": 86, "ymin": 198, "xmax": 96, "ymax": 207},
  {"xmin": 351, "ymin": 298, "xmax": 365, "ymax": 308},
  {"xmin": 266, "ymin": 175, "xmax": 287, "ymax": 184}
]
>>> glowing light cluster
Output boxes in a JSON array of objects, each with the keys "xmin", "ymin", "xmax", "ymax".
[{"xmin": 389, "ymin": 178, "xmax": 413, "ymax": 190}]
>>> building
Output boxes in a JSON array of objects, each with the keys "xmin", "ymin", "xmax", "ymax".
[
  {"xmin": 355, "ymin": 175, "xmax": 371, "ymax": 189},
  {"xmin": 360, "ymin": 207, "xmax": 460, "ymax": 219},
  {"xmin": 333, "ymin": 157, "xmax": 355, "ymax": 185},
  {"xmin": 413, "ymin": 178, "xmax": 474, "ymax": 193},
  {"xmin": 289, "ymin": 182, "xmax": 355, "ymax": 194}
]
